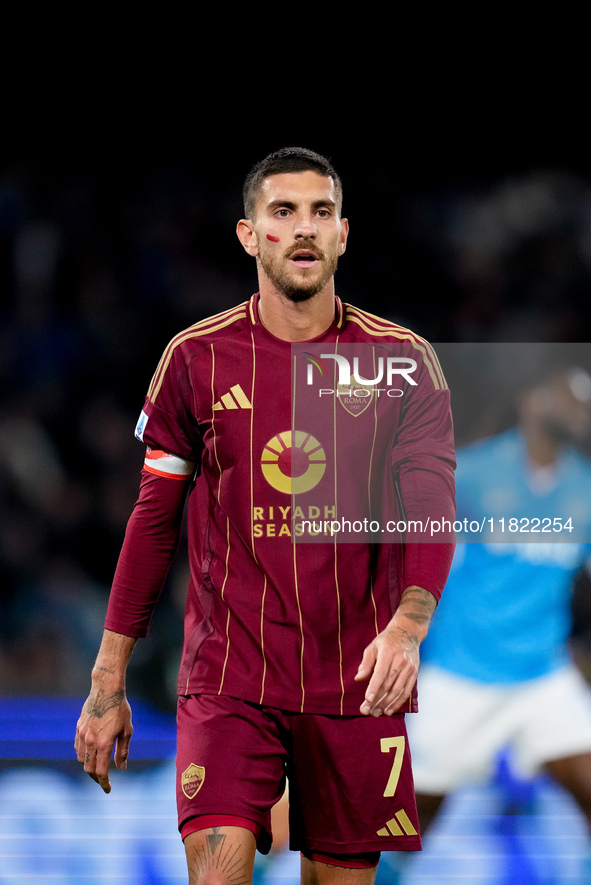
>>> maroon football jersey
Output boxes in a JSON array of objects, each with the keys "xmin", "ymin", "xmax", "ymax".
[{"xmin": 121, "ymin": 294, "xmax": 455, "ymax": 715}]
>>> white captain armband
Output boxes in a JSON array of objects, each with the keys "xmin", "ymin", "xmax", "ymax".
[{"xmin": 144, "ymin": 447, "xmax": 195, "ymax": 480}]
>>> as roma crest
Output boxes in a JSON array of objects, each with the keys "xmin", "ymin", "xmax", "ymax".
[
  {"xmin": 181, "ymin": 763, "xmax": 206, "ymax": 799},
  {"xmin": 337, "ymin": 381, "xmax": 376, "ymax": 417}
]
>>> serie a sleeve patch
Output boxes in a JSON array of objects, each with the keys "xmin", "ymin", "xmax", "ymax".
[
  {"xmin": 135, "ymin": 409, "xmax": 149, "ymax": 441},
  {"xmin": 144, "ymin": 448, "xmax": 195, "ymax": 480}
]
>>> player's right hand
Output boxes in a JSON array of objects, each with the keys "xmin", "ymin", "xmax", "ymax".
[{"xmin": 75, "ymin": 687, "xmax": 133, "ymax": 793}]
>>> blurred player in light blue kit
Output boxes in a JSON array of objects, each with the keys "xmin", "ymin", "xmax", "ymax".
[{"xmin": 404, "ymin": 359, "xmax": 591, "ymax": 883}]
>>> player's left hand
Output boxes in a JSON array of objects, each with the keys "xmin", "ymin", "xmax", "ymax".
[
  {"xmin": 355, "ymin": 585, "xmax": 436, "ymax": 717},
  {"xmin": 355, "ymin": 624, "xmax": 420, "ymax": 717}
]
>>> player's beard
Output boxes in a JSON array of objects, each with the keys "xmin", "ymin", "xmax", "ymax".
[{"xmin": 258, "ymin": 240, "xmax": 339, "ymax": 302}]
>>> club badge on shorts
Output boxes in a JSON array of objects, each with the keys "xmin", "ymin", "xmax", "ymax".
[{"xmin": 181, "ymin": 763, "xmax": 205, "ymax": 799}]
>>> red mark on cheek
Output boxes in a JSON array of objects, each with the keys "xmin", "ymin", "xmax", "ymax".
[{"xmin": 266, "ymin": 234, "xmax": 280, "ymax": 242}]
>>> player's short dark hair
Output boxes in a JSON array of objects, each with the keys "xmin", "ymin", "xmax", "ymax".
[{"xmin": 242, "ymin": 147, "xmax": 343, "ymax": 220}]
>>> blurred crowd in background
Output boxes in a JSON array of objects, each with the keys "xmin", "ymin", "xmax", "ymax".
[{"xmin": 2, "ymin": 157, "xmax": 591, "ymax": 712}]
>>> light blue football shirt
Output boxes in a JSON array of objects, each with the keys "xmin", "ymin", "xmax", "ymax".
[{"xmin": 422, "ymin": 428, "xmax": 591, "ymax": 682}]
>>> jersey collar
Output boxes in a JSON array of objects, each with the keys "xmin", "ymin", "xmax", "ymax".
[{"xmin": 248, "ymin": 293, "xmax": 345, "ymax": 331}]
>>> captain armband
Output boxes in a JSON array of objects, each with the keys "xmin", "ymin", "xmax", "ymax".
[{"xmin": 144, "ymin": 448, "xmax": 195, "ymax": 480}]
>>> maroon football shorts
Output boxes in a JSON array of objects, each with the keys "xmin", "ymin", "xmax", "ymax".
[{"xmin": 176, "ymin": 694, "xmax": 421, "ymax": 856}]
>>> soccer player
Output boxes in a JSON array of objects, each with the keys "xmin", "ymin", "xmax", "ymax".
[
  {"xmin": 75, "ymin": 147, "xmax": 456, "ymax": 885},
  {"xmin": 405, "ymin": 361, "xmax": 591, "ymax": 881}
]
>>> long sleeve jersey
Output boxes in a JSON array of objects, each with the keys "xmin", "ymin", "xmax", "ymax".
[{"xmin": 105, "ymin": 294, "xmax": 456, "ymax": 715}]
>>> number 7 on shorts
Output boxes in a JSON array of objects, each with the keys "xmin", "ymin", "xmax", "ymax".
[{"xmin": 381, "ymin": 736, "xmax": 405, "ymax": 797}]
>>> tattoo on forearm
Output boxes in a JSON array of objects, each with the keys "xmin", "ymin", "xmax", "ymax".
[
  {"xmin": 399, "ymin": 587, "xmax": 436, "ymax": 624},
  {"xmin": 94, "ymin": 666, "xmax": 115, "ymax": 675},
  {"xmin": 86, "ymin": 689, "xmax": 125, "ymax": 719},
  {"xmin": 399, "ymin": 609, "xmax": 432, "ymax": 624},
  {"xmin": 187, "ymin": 830, "xmax": 251, "ymax": 884}
]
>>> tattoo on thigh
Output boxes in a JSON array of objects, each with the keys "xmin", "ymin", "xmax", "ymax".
[
  {"xmin": 207, "ymin": 827, "xmax": 226, "ymax": 855},
  {"xmin": 187, "ymin": 829, "xmax": 252, "ymax": 884}
]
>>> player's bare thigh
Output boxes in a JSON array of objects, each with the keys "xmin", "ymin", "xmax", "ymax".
[
  {"xmin": 300, "ymin": 856, "xmax": 378, "ymax": 884},
  {"xmin": 184, "ymin": 825, "xmax": 256, "ymax": 885}
]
